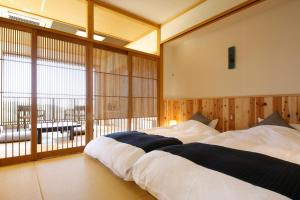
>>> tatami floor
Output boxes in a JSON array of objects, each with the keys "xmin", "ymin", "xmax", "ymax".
[{"xmin": 0, "ymin": 154, "xmax": 155, "ymax": 200}]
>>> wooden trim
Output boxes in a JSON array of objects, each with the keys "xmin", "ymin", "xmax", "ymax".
[
  {"xmin": 87, "ymin": 0, "xmax": 95, "ymax": 40},
  {"xmin": 0, "ymin": 20, "xmax": 33, "ymax": 33},
  {"xmin": 162, "ymin": 0, "xmax": 206, "ymax": 25},
  {"xmin": 158, "ymin": 44, "xmax": 164, "ymax": 126},
  {"xmin": 86, "ymin": 43, "xmax": 94, "ymax": 143},
  {"xmin": 85, "ymin": 0, "xmax": 94, "ymax": 142},
  {"xmin": 0, "ymin": 155, "xmax": 33, "ymax": 166},
  {"xmin": 127, "ymin": 53, "xmax": 133, "ymax": 131},
  {"xmin": 162, "ymin": 0, "xmax": 264, "ymax": 44},
  {"xmin": 164, "ymin": 93, "xmax": 300, "ymax": 101},
  {"xmin": 31, "ymin": 30, "xmax": 38, "ymax": 160},
  {"xmin": 0, "ymin": 148, "xmax": 84, "ymax": 167},
  {"xmin": 94, "ymin": 0, "xmax": 160, "ymax": 28},
  {"xmin": 37, "ymin": 147, "xmax": 84, "ymax": 159}
]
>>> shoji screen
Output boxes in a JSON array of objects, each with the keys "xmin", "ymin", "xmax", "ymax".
[
  {"xmin": 0, "ymin": 26, "xmax": 32, "ymax": 158},
  {"xmin": 93, "ymin": 48, "xmax": 128, "ymax": 137},
  {"xmin": 37, "ymin": 35, "xmax": 86, "ymax": 153},
  {"xmin": 131, "ymin": 56, "xmax": 158, "ymax": 130}
]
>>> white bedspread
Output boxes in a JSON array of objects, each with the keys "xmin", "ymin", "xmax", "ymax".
[
  {"xmin": 132, "ymin": 125, "xmax": 300, "ymax": 200},
  {"xmin": 84, "ymin": 120, "xmax": 219, "ymax": 180},
  {"xmin": 144, "ymin": 120, "xmax": 220, "ymax": 144}
]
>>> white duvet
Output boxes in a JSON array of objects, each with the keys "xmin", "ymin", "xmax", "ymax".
[
  {"xmin": 132, "ymin": 125, "xmax": 300, "ymax": 200},
  {"xmin": 84, "ymin": 120, "xmax": 219, "ymax": 180}
]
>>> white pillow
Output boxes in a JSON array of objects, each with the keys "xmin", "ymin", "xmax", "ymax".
[
  {"xmin": 257, "ymin": 117, "xmax": 300, "ymax": 131},
  {"xmin": 208, "ymin": 119, "xmax": 219, "ymax": 129}
]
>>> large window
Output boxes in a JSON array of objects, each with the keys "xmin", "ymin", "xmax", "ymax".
[
  {"xmin": 0, "ymin": 27, "xmax": 32, "ymax": 158},
  {"xmin": 93, "ymin": 48, "xmax": 128, "ymax": 137},
  {"xmin": 37, "ymin": 36, "xmax": 86, "ymax": 152},
  {"xmin": 0, "ymin": 21, "xmax": 159, "ymax": 164}
]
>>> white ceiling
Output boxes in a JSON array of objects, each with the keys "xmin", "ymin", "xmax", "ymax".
[{"xmin": 98, "ymin": 0, "xmax": 203, "ymax": 24}]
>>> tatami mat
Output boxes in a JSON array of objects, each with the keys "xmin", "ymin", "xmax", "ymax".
[
  {"xmin": 0, "ymin": 154, "xmax": 155, "ymax": 200},
  {"xmin": 0, "ymin": 162, "xmax": 42, "ymax": 200}
]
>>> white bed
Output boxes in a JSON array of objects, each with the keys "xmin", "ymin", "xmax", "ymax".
[
  {"xmin": 132, "ymin": 125, "xmax": 300, "ymax": 200},
  {"xmin": 84, "ymin": 120, "xmax": 219, "ymax": 180}
]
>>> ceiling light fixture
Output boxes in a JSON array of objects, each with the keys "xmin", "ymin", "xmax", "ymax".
[
  {"xmin": 75, "ymin": 30, "xmax": 105, "ymax": 41},
  {"xmin": 0, "ymin": 7, "xmax": 52, "ymax": 28}
]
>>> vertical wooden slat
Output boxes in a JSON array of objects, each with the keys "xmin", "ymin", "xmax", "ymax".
[
  {"xmin": 235, "ymin": 98, "xmax": 249, "ymax": 130},
  {"xmin": 215, "ymin": 99, "xmax": 223, "ymax": 131},
  {"xmin": 86, "ymin": 43, "xmax": 93, "ymax": 142},
  {"xmin": 223, "ymin": 98, "xmax": 229, "ymax": 132},
  {"xmin": 248, "ymin": 97, "xmax": 255, "ymax": 126},
  {"xmin": 289, "ymin": 97, "xmax": 298, "ymax": 123},
  {"xmin": 185, "ymin": 100, "xmax": 193, "ymax": 120},
  {"xmin": 263, "ymin": 97, "xmax": 273, "ymax": 118},
  {"xmin": 255, "ymin": 97, "xmax": 264, "ymax": 120},
  {"xmin": 296, "ymin": 97, "xmax": 300, "ymax": 123},
  {"xmin": 273, "ymin": 96, "xmax": 282, "ymax": 114},
  {"xmin": 85, "ymin": 0, "xmax": 94, "ymax": 142},
  {"xmin": 127, "ymin": 54, "xmax": 132, "ymax": 131},
  {"xmin": 228, "ymin": 98, "xmax": 235, "ymax": 130},
  {"xmin": 158, "ymin": 44, "xmax": 163, "ymax": 126},
  {"xmin": 282, "ymin": 96, "xmax": 290, "ymax": 122},
  {"xmin": 31, "ymin": 30, "xmax": 37, "ymax": 160}
]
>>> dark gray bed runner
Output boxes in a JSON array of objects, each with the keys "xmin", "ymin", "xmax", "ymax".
[
  {"xmin": 160, "ymin": 143, "xmax": 300, "ymax": 200},
  {"xmin": 105, "ymin": 131, "xmax": 182, "ymax": 153}
]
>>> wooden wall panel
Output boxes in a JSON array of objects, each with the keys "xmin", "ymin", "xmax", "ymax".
[
  {"xmin": 222, "ymin": 99, "xmax": 229, "ymax": 132},
  {"xmin": 248, "ymin": 97, "xmax": 255, "ymax": 127},
  {"xmin": 163, "ymin": 95, "xmax": 300, "ymax": 132},
  {"xmin": 235, "ymin": 98, "xmax": 249, "ymax": 130}
]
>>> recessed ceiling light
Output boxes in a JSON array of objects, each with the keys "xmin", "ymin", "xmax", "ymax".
[
  {"xmin": 75, "ymin": 30, "xmax": 105, "ymax": 41},
  {"xmin": 93, "ymin": 34, "xmax": 105, "ymax": 41},
  {"xmin": 75, "ymin": 30, "xmax": 87, "ymax": 37}
]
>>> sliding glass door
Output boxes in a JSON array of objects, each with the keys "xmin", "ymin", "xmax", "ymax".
[
  {"xmin": 92, "ymin": 48, "xmax": 159, "ymax": 137},
  {"xmin": 132, "ymin": 56, "xmax": 158, "ymax": 130},
  {"xmin": 0, "ymin": 20, "xmax": 159, "ymax": 165},
  {"xmin": 93, "ymin": 48, "xmax": 129, "ymax": 137},
  {"xmin": 37, "ymin": 35, "xmax": 86, "ymax": 154},
  {"xmin": 0, "ymin": 26, "xmax": 32, "ymax": 159}
]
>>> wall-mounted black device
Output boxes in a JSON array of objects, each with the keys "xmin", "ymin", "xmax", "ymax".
[{"xmin": 228, "ymin": 46, "xmax": 235, "ymax": 69}]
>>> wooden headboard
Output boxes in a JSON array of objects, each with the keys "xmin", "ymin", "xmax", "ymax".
[{"xmin": 163, "ymin": 95, "xmax": 300, "ymax": 132}]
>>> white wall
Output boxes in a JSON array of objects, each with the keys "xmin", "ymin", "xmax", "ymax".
[
  {"xmin": 161, "ymin": 0, "xmax": 248, "ymax": 42},
  {"xmin": 164, "ymin": 0, "xmax": 300, "ymax": 99}
]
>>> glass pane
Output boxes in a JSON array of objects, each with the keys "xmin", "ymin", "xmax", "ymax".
[
  {"xmin": 0, "ymin": 27, "xmax": 32, "ymax": 158},
  {"xmin": 93, "ymin": 48, "xmax": 129, "ymax": 137},
  {"xmin": 37, "ymin": 36, "xmax": 86, "ymax": 152},
  {"xmin": 131, "ymin": 56, "xmax": 158, "ymax": 130}
]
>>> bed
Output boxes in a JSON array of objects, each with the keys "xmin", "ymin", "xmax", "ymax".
[
  {"xmin": 84, "ymin": 113, "xmax": 220, "ymax": 180},
  {"xmin": 132, "ymin": 112, "xmax": 300, "ymax": 200}
]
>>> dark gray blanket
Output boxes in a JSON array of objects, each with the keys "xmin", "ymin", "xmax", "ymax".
[
  {"xmin": 160, "ymin": 143, "xmax": 300, "ymax": 200},
  {"xmin": 105, "ymin": 131, "xmax": 182, "ymax": 153}
]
